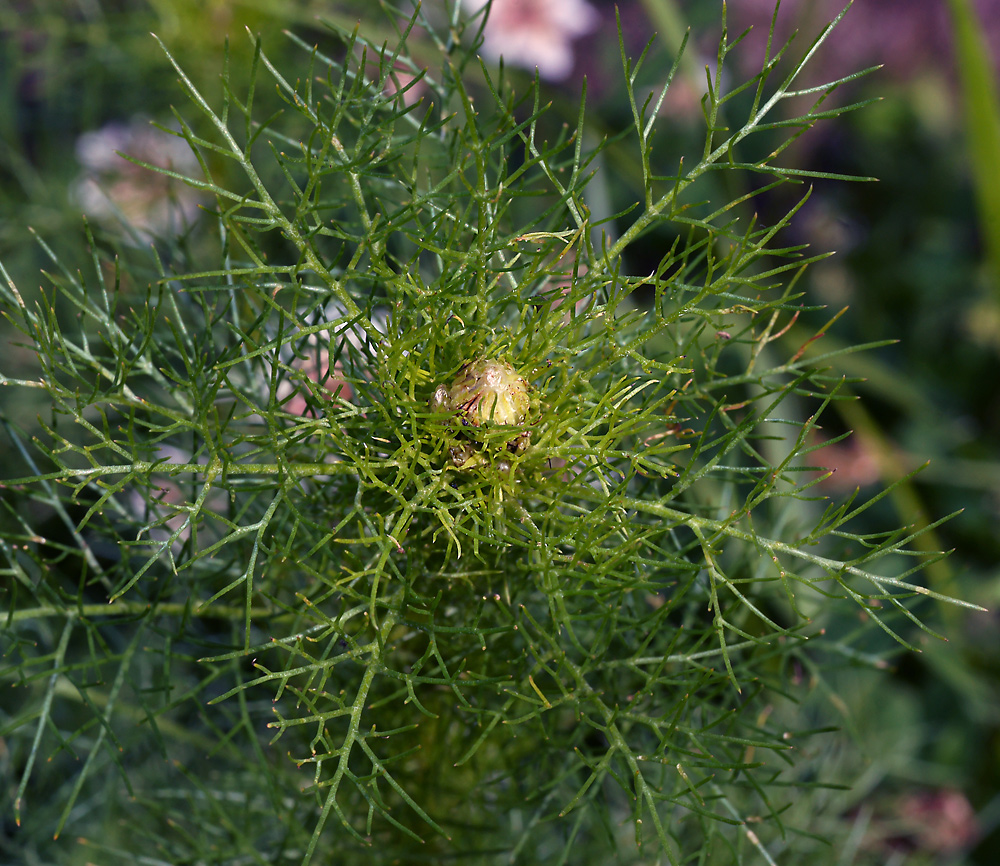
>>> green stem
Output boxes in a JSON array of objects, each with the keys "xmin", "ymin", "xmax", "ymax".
[{"xmin": 5, "ymin": 600, "xmax": 292, "ymax": 625}]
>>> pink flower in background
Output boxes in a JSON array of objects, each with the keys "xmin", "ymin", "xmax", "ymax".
[
  {"xmin": 272, "ymin": 303, "xmax": 382, "ymax": 419},
  {"xmin": 277, "ymin": 350, "xmax": 353, "ymax": 417},
  {"xmin": 461, "ymin": 0, "xmax": 599, "ymax": 81},
  {"xmin": 895, "ymin": 788, "xmax": 979, "ymax": 854},
  {"xmin": 811, "ymin": 431, "xmax": 881, "ymax": 491},
  {"xmin": 72, "ymin": 117, "xmax": 203, "ymax": 244},
  {"xmin": 850, "ymin": 787, "xmax": 980, "ymax": 858},
  {"xmin": 384, "ymin": 68, "xmax": 427, "ymax": 107}
]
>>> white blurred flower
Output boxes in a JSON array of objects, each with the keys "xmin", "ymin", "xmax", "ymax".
[
  {"xmin": 461, "ymin": 0, "xmax": 599, "ymax": 81},
  {"xmin": 72, "ymin": 117, "xmax": 203, "ymax": 244}
]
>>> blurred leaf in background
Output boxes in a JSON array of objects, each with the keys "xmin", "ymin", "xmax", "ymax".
[{"xmin": 718, "ymin": 1, "xmax": 1000, "ymax": 861}]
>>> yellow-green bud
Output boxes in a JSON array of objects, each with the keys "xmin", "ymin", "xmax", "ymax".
[
  {"xmin": 442, "ymin": 360, "xmax": 529, "ymax": 426},
  {"xmin": 430, "ymin": 359, "xmax": 531, "ymax": 466}
]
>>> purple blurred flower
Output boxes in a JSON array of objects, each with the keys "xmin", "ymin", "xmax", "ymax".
[{"xmin": 722, "ymin": 0, "xmax": 1000, "ymax": 82}]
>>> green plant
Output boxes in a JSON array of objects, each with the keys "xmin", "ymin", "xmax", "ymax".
[{"xmin": 1, "ymin": 2, "xmax": 977, "ymax": 863}]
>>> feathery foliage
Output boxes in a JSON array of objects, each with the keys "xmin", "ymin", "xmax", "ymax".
[{"xmin": 1, "ymin": 2, "xmax": 973, "ymax": 863}]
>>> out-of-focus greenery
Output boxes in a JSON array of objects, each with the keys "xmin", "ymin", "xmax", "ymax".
[
  {"xmin": 626, "ymin": 5, "xmax": 1000, "ymax": 856},
  {"xmin": 708, "ymin": 1, "xmax": 1000, "ymax": 863},
  {"xmin": 1, "ymin": 0, "xmax": 998, "ymax": 863},
  {"xmin": 585, "ymin": 2, "xmax": 1000, "ymax": 854}
]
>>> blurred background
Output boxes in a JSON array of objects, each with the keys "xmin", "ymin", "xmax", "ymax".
[{"xmin": 1, "ymin": 0, "xmax": 998, "ymax": 862}]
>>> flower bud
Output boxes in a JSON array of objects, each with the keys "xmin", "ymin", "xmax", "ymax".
[
  {"xmin": 445, "ymin": 360, "xmax": 529, "ymax": 426},
  {"xmin": 430, "ymin": 359, "xmax": 531, "ymax": 466}
]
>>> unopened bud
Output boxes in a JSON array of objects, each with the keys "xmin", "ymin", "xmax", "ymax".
[{"xmin": 430, "ymin": 359, "xmax": 532, "ymax": 466}]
